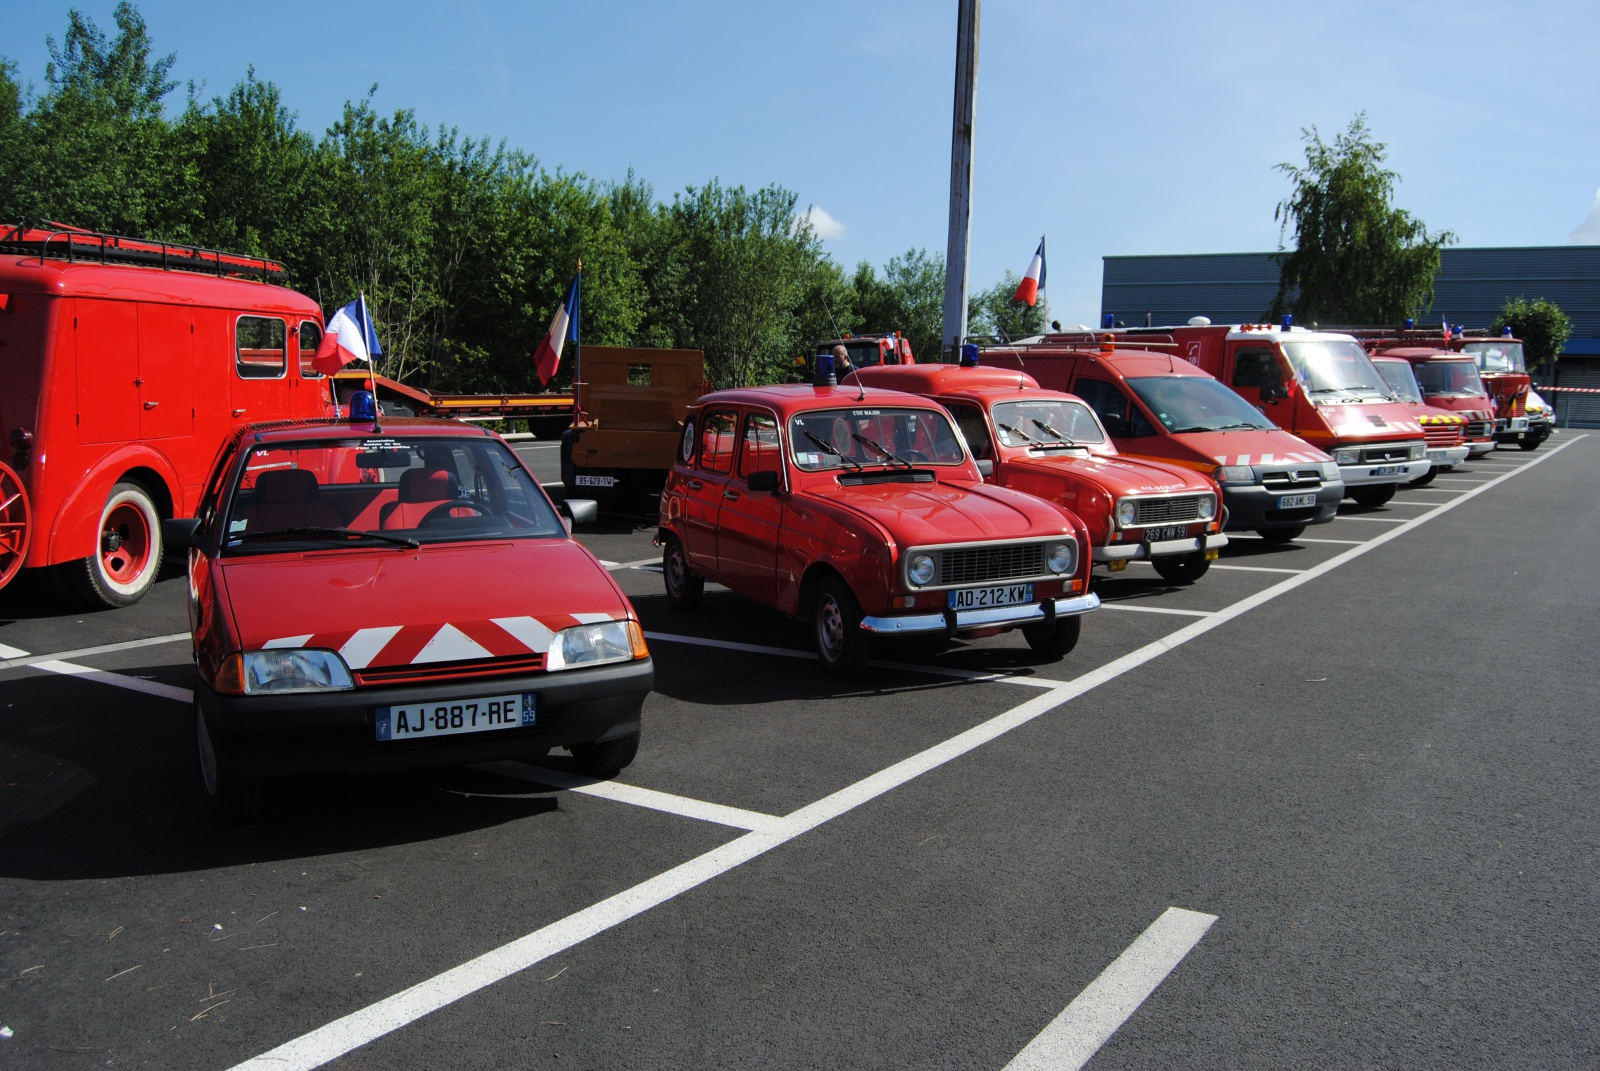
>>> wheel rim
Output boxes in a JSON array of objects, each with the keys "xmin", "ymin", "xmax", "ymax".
[
  {"xmin": 197, "ymin": 709, "xmax": 220, "ymax": 797},
  {"xmin": 0, "ymin": 461, "xmax": 29, "ymax": 590},
  {"xmin": 817, "ymin": 594, "xmax": 844, "ymax": 662},
  {"xmin": 666, "ymin": 545, "xmax": 686, "ymax": 596},
  {"xmin": 99, "ymin": 495, "xmax": 153, "ymax": 591}
]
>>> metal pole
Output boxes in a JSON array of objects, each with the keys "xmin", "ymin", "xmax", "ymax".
[{"xmin": 941, "ymin": 0, "xmax": 980, "ymax": 362}]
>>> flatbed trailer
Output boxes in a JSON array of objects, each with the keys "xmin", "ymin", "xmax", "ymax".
[{"xmin": 331, "ymin": 371, "xmax": 575, "ymax": 437}]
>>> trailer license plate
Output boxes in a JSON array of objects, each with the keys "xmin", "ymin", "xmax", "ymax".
[
  {"xmin": 1143, "ymin": 525, "xmax": 1188, "ymax": 543},
  {"xmin": 948, "ymin": 584, "xmax": 1033, "ymax": 610},
  {"xmin": 1277, "ymin": 493, "xmax": 1318, "ymax": 508},
  {"xmin": 375, "ymin": 692, "xmax": 534, "ymax": 741},
  {"xmin": 1370, "ymin": 464, "xmax": 1405, "ymax": 476},
  {"xmin": 574, "ymin": 474, "xmax": 615, "ymax": 487}
]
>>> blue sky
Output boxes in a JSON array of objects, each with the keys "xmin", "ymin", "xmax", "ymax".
[{"xmin": 6, "ymin": 0, "xmax": 1598, "ymax": 327}]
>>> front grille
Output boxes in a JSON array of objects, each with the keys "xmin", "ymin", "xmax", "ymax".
[
  {"xmin": 1261, "ymin": 468, "xmax": 1323, "ymax": 492},
  {"xmin": 1511, "ymin": 396, "xmax": 1526, "ymax": 417},
  {"xmin": 1360, "ymin": 443, "xmax": 1412, "ymax": 464},
  {"xmin": 355, "ymin": 654, "xmax": 545, "ymax": 687},
  {"xmin": 1129, "ymin": 495, "xmax": 1207, "ymax": 526},
  {"xmin": 938, "ymin": 543, "xmax": 1047, "ymax": 585},
  {"xmin": 1465, "ymin": 420, "xmax": 1493, "ymax": 438},
  {"xmin": 1423, "ymin": 424, "xmax": 1463, "ymax": 447}
]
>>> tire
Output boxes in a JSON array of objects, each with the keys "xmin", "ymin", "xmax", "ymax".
[
  {"xmin": 1408, "ymin": 466, "xmax": 1437, "ymax": 486},
  {"xmin": 1021, "ymin": 615, "xmax": 1082, "ymax": 659},
  {"xmin": 568, "ymin": 731, "xmax": 640, "ymax": 778},
  {"xmin": 50, "ymin": 481, "xmax": 164, "ymax": 609},
  {"xmin": 1350, "ymin": 484, "xmax": 1396, "ymax": 508},
  {"xmin": 559, "ymin": 429, "xmax": 577, "ymax": 488},
  {"xmin": 1257, "ymin": 525, "xmax": 1305, "ymax": 544},
  {"xmin": 813, "ymin": 576, "xmax": 869, "ymax": 678},
  {"xmin": 1519, "ymin": 435, "xmax": 1544, "ymax": 452},
  {"xmin": 1152, "ymin": 551, "xmax": 1211, "ymax": 584},
  {"xmin": 662, "ymin": 534, "xmax": 704, "ymax": 610},
  {"xmin": 196, "ymin": 703, "xmax": 264, "ymax": 822}
]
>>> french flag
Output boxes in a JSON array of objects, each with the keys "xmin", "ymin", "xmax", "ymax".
[
  {"xmin": 1013, "ymin": 236, "xmax": 1046, "ymax": 307},
  {"xmin": 534, "ymin": 274, "xmax": 580, "ymax": 385},
  {"xmin": 312, "ymin": 295, "xmax": 383, "ymax": 375}
]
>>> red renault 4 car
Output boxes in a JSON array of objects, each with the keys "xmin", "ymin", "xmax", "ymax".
[
  {"xmin": 847, "ymin": 362, "xmax": 1226, "ymax": 584},
  {"xmin": 657, "ymin": 371, "xmax": 1099, "ymax": 677},
  {"xmin": 168, "ymin": 397, "xmax": 652, "ymax": 817}
]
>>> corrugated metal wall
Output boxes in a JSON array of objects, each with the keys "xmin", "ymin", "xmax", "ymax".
[{"xmin": 1101, "ymin": 246, "xmax": 1600, "ymax": 339}]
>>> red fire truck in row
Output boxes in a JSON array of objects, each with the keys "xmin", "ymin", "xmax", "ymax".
[{"xmin": 0, "ymin": 224, "xmax": 336, "ymax": 607}]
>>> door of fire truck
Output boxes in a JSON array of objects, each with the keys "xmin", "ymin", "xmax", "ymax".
[
  {"xmin": 75, "ymin": 300, "xmax": 141, "ymax": 446},
  {"xmin": 1226, "ymin": 343, "xmax": 1293, "ymax": 427},
  {"xmin": 291, "ymin": 320, "xmax": 334, "ymax": 418},
  {"xmin": 230, "ymin": 314, "xmax": 291, "ymax": 424},
  {"xmin": 136, "ymin": 303, "xmax": 195, "ymax": 441}
]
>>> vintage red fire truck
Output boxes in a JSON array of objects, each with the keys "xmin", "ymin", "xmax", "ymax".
[
  {"xmin": 1369, "ymin": 356, "xmax": 1471, "ymax": 484},
  {"xmin": 1110, "ymin": 320, "xmax": 1429, "ymax": 507},
  {"xmin": 0, "ymin": 224, "xmax": 335, "ymax": 607},
  {"xmin": 1451, "ymin": 330, "xmax": 1544, "ymax": 449},
  {"xmin": 1362, "ymin": 345, "xmax": 1496, "ymax": 458},
  {"xmin": 846, "ymin": 361, "xmax": 1226, "ymax": 584},
  {"xmin": 979, "ymin": 337, "xmax": 1344, "ymax": 544},
  {"xmin": 657, "ymin": 365, "xmax": 1098, "ymax": 677}
]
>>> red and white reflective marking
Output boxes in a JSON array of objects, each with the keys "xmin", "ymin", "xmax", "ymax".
[
  {"xmin": 1213, "ymin": 452, "xmax": 1329, "ymax": 466},
  {"xmin": 262, "ymin": 614, "xmax": 623, "ymax": 667}
]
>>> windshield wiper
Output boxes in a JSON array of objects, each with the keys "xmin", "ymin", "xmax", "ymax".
[
  {"xmin": 803, "ymin": 430, "xmax": 862, "ymax": 470},
  {"xmin": 1213, "ymin": 421, "xmax": 1267, "ymax": 431},
  {"xmin": 850, "ymin": 432, "xmax": 911, "ymax": 468},
  {"xmin": 229, "ymin": 526, "xmax": 420, "ymax": 549},
  {"xmin": 1032, "ymin": 418, "xmax": 1081, "ymax": 446}
]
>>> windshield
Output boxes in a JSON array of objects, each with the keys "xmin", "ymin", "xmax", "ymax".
[
  {"xmin": 1124, "ymin": 376, "xmax": 1277, "ymax": 433},
  {"xmin": 1461, "ymin": 341, "xmax": 1527, "ymax": 374},
  {"xmin": 1373, "ymin": 361, "xmax": 1423, "ymax": 404},
  {"xmin": 992, "ymin": 398, "xmax": 1106, "ymax": 447},
  {"xmin": 789, "ymin": 407, "xmax": 966, "ymax": 470},
  {"xmin": 1282, "ymin": 340, "xmax": 1392, "ymax": 400},
  {"xmin": 221, "ymin": 436, "xmax": 564, "ymax": 554},
  {"xmin": 1413, "ymin": 360, "xmax": 1485, "ymax": 397}
]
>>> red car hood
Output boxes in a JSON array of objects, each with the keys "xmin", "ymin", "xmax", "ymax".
[
  {"xmin": 1164, "ymin": 427, "xmax": 1330, "ymax": 468},
  {"xmin": 218, "ymin": 540, "xmax": 629, "ymax": 669},
  {"xmin": 806, "ymin": 481, "xmax": 1072, "ymax": 546},
  {"xmin": 1314, "ymin": 402, "xmax": 1426, "ymax": 442},
  {"xmin": 1002, "ymin": 452, "xmax": 1208, "ymax": 495}
]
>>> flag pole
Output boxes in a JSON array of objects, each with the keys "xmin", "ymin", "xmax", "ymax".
[
  {"xmin": 363, "ymin": 292, "xmax": 381, "ymax": 432},
  {"xmin": 571, "ymin": 260, "xmax": 584, "ymax": 426}
]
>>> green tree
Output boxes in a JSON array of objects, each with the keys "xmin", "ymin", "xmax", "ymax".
[
  {"xmin": 969, "ymin": 272, "xmax": 1047, "ymax": 342},
  {"xmin": 850, "ymin": 248, "xmax": 945, "ymax": 361},
  {"xmin": 1492, "ymin": 297, "xmax": 1571, "ymax": 371},
  {"xmin": 1270, "ymin": 113, "xmax": 1453, "ymax": 324}
]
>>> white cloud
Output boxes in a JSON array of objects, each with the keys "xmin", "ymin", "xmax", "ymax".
[
  {"xmin": 800, "ymin": 205, "xmax": 847, "ymax": 241},
  {"xmin": 1571, "ymin": 188, "xmax": 1600, "ymax": 244}
]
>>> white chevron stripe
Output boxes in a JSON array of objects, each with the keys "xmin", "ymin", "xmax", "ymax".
[
  {"xmin": 572, "ymin": 612, "xmax": 617, "ymax": 624},
  {"xmin": 263, "ymin": 634, "xmax": 312, "ymax": 649},
  {"xmin": 413, "ymin": 623, "xmax": 495, "ymax": 664},
  {"xmin": 339, "ymin": 626, "xmax": 404, "ymax": 669},
  {"xmin": 491, "ymin": 616, "xmax": 555, "ymax": 654}
]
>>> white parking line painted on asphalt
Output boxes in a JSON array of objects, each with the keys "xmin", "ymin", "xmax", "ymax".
[
  {"xmin": 1001, "ymin": 907, "xmax": 1218, "ymax": 1071},
  {"xmin": 483, "ymin": 762, "xmax": 784, "ymax": 832},
  {"xmin": 1224, "ymin": 535, "xmax": 1364, "ymax": 545},
  {"xmin": 1097, "ymin": 604, "xmax": 1214, "ymax": 618},
  {"xmin": 607, "ymin": 557, "xmax": 661, "ymax": 571},
  {"xmin": 1208, "ymin": 564, "xmax": 1304, "ymax": 574},
  {"xmin": 227, "ymin": 434, "xmax": 1587, "ymax": 1071},
  {"xmin": 0, "ymin": 640, "xmax": 195, "ymax": 702},
  {"xmin": 1334, "ymin": 515, "xmax": 1410, "ymax": 523},
  {"xmin": 0, "ymin": 632, "xmax": 190, "ymax": 672}
]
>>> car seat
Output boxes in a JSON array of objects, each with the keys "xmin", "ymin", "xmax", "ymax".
[
  {"xmin": 378, "ymin": 468, "xmax": 468, "ymax": 529},
  {"xmin": 241, "ymin": 469, "xmax": 344, "ymax": 532}
]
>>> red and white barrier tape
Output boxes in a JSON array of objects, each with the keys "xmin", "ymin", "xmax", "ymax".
[{"xmin": 1538, "ymin": 386, "xmax": 1600, "ymax": 394}]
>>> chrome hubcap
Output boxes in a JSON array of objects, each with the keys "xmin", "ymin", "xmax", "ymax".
[{"xmin": 818, "ymin": 595, "xmax": 843, "ymax": 660}]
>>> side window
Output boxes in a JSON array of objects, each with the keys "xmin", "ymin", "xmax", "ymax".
[
  {"xmin": 1073, "ymin": 378, "xmax": 1127, "ymax": 430},
  {"xmin": 1231, "ymin": 348, "xmax": 1277, "ymax": 388},
  {"xmin": 236, "ymin": 316, "xmax": 287, "ymax": 379},
  {"xmin": 679, "ymin": 417, "xmax": 698, "ymax": 465},
  {"xmin": 697, "ymin": 409, "xmax": 737, "ymax": 475},
  {"xmin": 299, "ymin": 321, "xmax": 324, "ymax": 378},
  {"xmin": 737, "ymin": 412, "xmax": 781, "ymax": 480},
  {"xmin": 944, "ymin": 402, "xmax": 993, "ymax": 459}
]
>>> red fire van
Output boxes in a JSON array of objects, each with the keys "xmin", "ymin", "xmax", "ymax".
[{"xmin": 0, "ymin": 224, "xmax": 333, "ymax": 607}]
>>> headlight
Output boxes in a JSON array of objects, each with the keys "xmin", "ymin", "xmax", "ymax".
[
  {"xmin": 1408, "ymin": 441, "xmax": 1426, "ymax": 460},
  {"xmin": 1213, "ymin": 465, "xmax": 1254, "ymax": 484},
  {"xmin": 1046, "ymin": 541, "xmax": 1076, "ymax": 574},
  {"xmin": 223, "ymin": 649, "xmax": 354, "ymax": 695},
  {"xmin": 1196, "ymin": 494, "xmax": 1216, "ymax": 520},
  {"xmin": 1319, "ymin": 461, "xmax": 1341, "ymax": 481},
  {"xmin": 546, "ymin": 619, "xmax": 648, "ymax": 672},
  {"xmin": 907, "ymin": 552, "xmax": 936, "ymax": 586},
  {"xmin": 1115, "ymin": 499, "xmax": 1138, "ymax": 527},
  {"xmin": 1333, "ymin": 448, "xmax": 1358, "ymax": 465}
]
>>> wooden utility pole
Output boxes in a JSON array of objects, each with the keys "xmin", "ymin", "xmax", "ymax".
[{"xmin": 941, "ymin": 0, "xmax": 980, "ymax": 362}]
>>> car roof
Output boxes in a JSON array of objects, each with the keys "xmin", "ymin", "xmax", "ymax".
[
  {"xmin": 0, "ymin": 254, "xmax": 319, "ymax": 315},
  {"xmin": 241, "ymin": 416, "xmax": 494, "ymax": 445},
  {"xmin": 847, "ymin": 364, "xmax": 1035, "ymax": 394},
  {"xmin": 692, "ymin": 383, "xmax": 947, "ymax": 413}
]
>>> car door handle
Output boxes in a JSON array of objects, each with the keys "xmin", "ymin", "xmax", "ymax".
[
  {"xmin": 687, "ymin": 479, "xmax": 703, "ymax": 491},
  {"xmin": 231, "ymin": 408, "xmax": 246, "ymax": 417},
  {"xmin": 143, "ymin": 401, "xmax": 159, "ymax": 409},
  {"xmin": 723, "ymin": 489, "xmax": 739, "ymax": 501}
]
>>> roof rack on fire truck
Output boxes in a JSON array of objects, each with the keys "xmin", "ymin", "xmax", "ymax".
[{"xmin": 0, "ymin": 221, "xmax": 288, "ymax": 284}]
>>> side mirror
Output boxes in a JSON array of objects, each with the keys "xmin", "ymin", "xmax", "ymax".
[
  {"xmin": 974, "ymin": 459, "xmax": 995, "ymax": 477},
  {"xmin": 1261, "ymin": 379, "xmax": 1289, "ymax": 402},
  {"xmin": 161, "ymin": 517, "xmax": 202, "ymax": 550},
  {"xmin": 746, "ymin": 470, "xmax": 780, "ymax": 493},
  {"xmin": 559, "ymin": 499, "xmax": 599, "ymax": 527}
]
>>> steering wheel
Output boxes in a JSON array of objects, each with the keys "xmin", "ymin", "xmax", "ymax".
[
  {"xmin": 901, "ymin": 449, "xmax": 932, "ymax": 463},
  {"xmin": 420, "ymin": 499, "xmax": 490, "ymax": 525}
]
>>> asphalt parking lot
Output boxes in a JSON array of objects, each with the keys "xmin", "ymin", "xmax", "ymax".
[{"xmin": 2, "ymin": 434, "xmax": 1597, "ymax": 1070}]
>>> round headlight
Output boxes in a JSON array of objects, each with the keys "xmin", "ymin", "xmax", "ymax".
[
  {"xmin": 1197, "ymin": 494, "xmax": 1216, "ymax": 520},
  {"xmin": 1046, "ymin": 541, "xmax": 1075, "ymax": 574},
  {"xmin": 1115, "ymin": 499, "xmax": 1138, "ymax": 527},
  {"xmin": 908, "ymin": 552, "xmax": 936, "ymax": 586}
]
